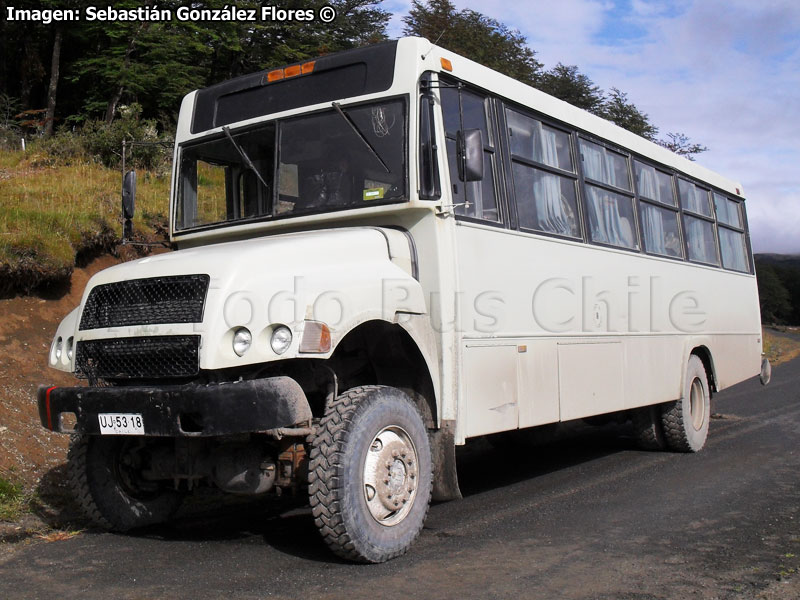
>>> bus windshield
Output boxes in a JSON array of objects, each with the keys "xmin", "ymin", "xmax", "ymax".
[{"xmin": 176, "ymin": 98, "xmax": 406, "ymax": 231}]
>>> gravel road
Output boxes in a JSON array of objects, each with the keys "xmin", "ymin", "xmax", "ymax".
[{"xmin": 1, "ymin": 359, "xmax": 798, "ymax": 600}]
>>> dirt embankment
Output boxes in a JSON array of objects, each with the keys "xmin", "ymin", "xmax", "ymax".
[{"xmin": 0, "ymin": 256, "xmax": 121, "ymax": 492}]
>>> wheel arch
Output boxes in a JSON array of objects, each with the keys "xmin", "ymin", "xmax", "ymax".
[
  {"xmin": 326, "ymin": 320, "xmax": 461, "ymax": 501},
  {"xmin": 688, "ymin": 345, "xmax": 717, "ymax": 394},
  {"xmin": 328, "ymin": 319, "xmax": 439, "ymax": 429}
]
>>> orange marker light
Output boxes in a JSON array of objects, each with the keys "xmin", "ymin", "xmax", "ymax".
[
  {"xmin": 299, "ymin": 321, "xmax": 332, "ymax": 354},
  {"xmin": 285, "ymin": 65, "xmax": 302, "ymax": 78},
  {"xmin": 267, "ymin": 69, "xmax": 284, "ymax": 82},
  {"xmin": 301, "ymin": 61, "xmax": 316, "ymax": 74},
  {"xmin": 440, "ymin": 57, "xmax": 453, "ymax": 72}
]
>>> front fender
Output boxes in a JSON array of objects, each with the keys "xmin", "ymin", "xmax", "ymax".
[{"xmin": 197, "ymin": 228, "xmax": 427, "ymax": 370}]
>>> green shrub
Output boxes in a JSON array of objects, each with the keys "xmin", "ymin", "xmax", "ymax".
[
  {"xmin": 0, "ymin": 127, "xmax": 23, "ymax": 152},
  {"xmin": 29, "ymin": 127, "xmax": 88, "ymax": 166},
  {"xmin": 81, "ymin": 103, "xmax": 172, "ymax": 171},
  {"xmin": 0, "ymin": 475, "xmax": 25, "ymax": 521}
]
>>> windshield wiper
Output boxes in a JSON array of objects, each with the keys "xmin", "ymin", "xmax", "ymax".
[
  {"xmin": 222, "ymin": 126, "xmax": 270, "ymax": 190},
  {"xmin": 331, "ymin": 102, "xmax": 390, "ymax": 173}
]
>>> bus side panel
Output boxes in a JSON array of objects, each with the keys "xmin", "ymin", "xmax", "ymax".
[
  {"xmin": 462, "ymin": 343, "xmax": 519, "ymax": 437},
  {"xmin": 706, "ymin": 334, "xmax": 762, "ymax": 391},
  {"xmin": 557, "ymin": 341, "xmax": 624, "ymax": 421},
  {"xmin": 517, "ymin": 339, "xmax": 560, "ymax": 427},
  {"xmin": 623, "ymin": 336, "xmax": 684, "ymax": 410},
  {"xmin": 453, "ymin": 222, "xmax": 761, "ymax": 440}
]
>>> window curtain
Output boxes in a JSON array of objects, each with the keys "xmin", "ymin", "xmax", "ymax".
[
  {"xmin": 637, "ymin": 164, "xmax": 657, "ymax": 200},
  {"xmin": 720, "ymin": 228, "xmax": 747, "ymax": 271},
  {"xmin": 532, "ymin": 122, "xmax": 569, "ymax": 234},
  {"xmin": 687, "ymin": 217, "xmax": 716, "ymax": 263},
  {"xmin": 587, "ymin": 187, "xmax": 626, "ymax": 246},
  {"xmin": 641, "ymin": 204, "xmax": 666, "ymax": 254},
  {"xmin": 582, "ymin": 142, "xmax": 617, "ymax": 188}
]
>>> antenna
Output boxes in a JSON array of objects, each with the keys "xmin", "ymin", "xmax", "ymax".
[{"xmin": 421, "ymin": 28, "xmax": 448, "ymax": 61}]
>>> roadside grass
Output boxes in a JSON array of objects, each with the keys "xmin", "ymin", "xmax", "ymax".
[
  {"xmin": 0, "ymin": 148, "xmax": 171, "ymax": 295},
  {"xmin": 762, "ymin": 328, "xmax": 800, "ymax": 366},
  {"xmin": 0, "ymin": 474, "xmax": 26, "ymax": 522}
]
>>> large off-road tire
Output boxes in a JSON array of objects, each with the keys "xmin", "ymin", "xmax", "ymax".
[
  {"xmin": 661, "ymin": 355, "xmax": 711, "ymax": 452},
  {"xmin": 631, "ymin": 405, "xmax": 667, "ymax": 450},
  {"xmin": 68, "ymin": 435, "xmax": 183, "ymax": 531},
  {"xmin": 308, "ymin": 386, "xmax": 433, "ymax": 563}
]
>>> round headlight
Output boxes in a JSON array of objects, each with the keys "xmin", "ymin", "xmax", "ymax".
[
  {"xmin": 232, "ymin": 328, "xmax": 252, "ymax": 356},
  {"xmin": 54, "ymin": 337, "xmax": 63, "ymax": 361},
  {"xmin": 270, "ymin": 326, "xmax": 292, "ymax": 355}
]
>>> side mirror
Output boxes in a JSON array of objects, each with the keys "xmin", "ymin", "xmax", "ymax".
[
  {"xmin": 122, "ymin": 170, "xmax": 136, "ymax": 219},
  {"xmin": 456, "ymin": 128, "xmax": 484, "ymax": 182},
  {"xmin": 122, "ymin": 170, "xmax": 136, "ymax": 240}
]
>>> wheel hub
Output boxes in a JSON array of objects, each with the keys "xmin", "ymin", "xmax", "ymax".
[
  {"xmin": 689, "ymin": 377, "xmax": 705, "ymax": 431},
  {"xmin": 363, "ymin": 427, "xmax": 419, "ymax": 526}
]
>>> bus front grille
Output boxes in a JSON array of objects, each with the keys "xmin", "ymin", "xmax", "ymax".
[
  {"xmin": 79, "ymin": 275, "xmax": 210, "ymax": 330},
  {"xmin": 75, "ymin": 336, "xmax": 201, "ymax": 381}
]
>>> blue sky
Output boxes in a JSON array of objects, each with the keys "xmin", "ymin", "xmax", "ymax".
[{"xmin": 385, "ymin": 0, "xmax": 800, "ymax": 254}]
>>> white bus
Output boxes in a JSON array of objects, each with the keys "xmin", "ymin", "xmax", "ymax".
[{"xmin": 39, "ymin": 37, "xmax": 766, "ymax": 563}]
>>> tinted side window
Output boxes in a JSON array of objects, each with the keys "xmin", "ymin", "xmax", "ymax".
[
  {"xmin": 633, "ymin": 160, "xmax": 683, "ymax": 259},
  {"xmin": 579, "ymin": 139, "xmax": 638, "ymax": 250},
  {"xmin": 506, "ymin": 108, "xmax": 580, "ymax": 238},
  {"xmin": 679, "ymin": 179, "xmax": 712, "ymax": 216},
  {"xmin": 634, "ymin": 160, "xmax": 675, "ymax": 206},
  {"xmin": 580, "ymin": 140, "xmax": 630, "ymax": 191},
  {"xmin": 685, "ymin": 215, "xmax": 719, "ymax": 265},
  {"xmin": 639, "ymin": 203, "xmax": 682, "ymax": 257},
  {"xmin": 714, "ymin": 193, "xmax": 748, "ymax": 272}
]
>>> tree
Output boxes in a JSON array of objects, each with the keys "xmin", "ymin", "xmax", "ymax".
[
  {"xmin": 598, "ymin": 87, "xmax": 658, "ymax": 141},
  {"xmin": 44, "ymin": 27, "xmax": 63, "ymax": 137},
  {"xmin": 657, "ymin": 132, "xmax": 708, "ymax": 161},
  {"xmin": 756, "ymin": 262, "xmax": 792, "ymax": 324},
  {"xmin": 538, "ymin": 63, "xmax": 604, "ymax": 112},
  {"xmin": 69, "ymin": 0, "xmax": 213, "ymax": 124},
  {"xmin": 403, "ymin": 0, "xmax": 542, "ymax": 86}
]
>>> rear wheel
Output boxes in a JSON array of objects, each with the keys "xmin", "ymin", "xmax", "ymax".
[
  {"xmin": 661, "ymin": 355, "xmax": 711, "ymax": 452},
  {"xmin": 631, "ymin": 405, "xmax": 667, "ymax": 450},
  {"xmin": 308, "ymin": 386, "xmax": 433, "ymax": 563},
  {"xmin": 68, "ymin": 435, "xmax": 182, "ymax": 531}
]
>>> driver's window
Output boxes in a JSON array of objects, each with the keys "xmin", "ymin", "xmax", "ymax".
[{"xmin": 440, "ymin": 84, "xmax": 501, "ymax": 223}]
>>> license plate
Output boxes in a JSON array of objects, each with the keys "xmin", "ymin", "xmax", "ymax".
[{"xmin": 98, "ymin": 413, "xmax": 145, "ymax": 435}]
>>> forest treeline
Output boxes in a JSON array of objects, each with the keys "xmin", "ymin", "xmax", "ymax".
[
  {"xmin": 756, "ymin": 256, "xmax": 800, "ymax": 326},
  {"xmin": 1, "ymin": 0, "xmax": 706, "ymax": 164}
]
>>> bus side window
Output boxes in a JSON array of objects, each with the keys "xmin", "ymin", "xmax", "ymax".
[
  {"xmin": 579, "ymin": 139, "xmax": 638, "ymax": 250},
  {"xmin": 714, "ymin": 193, "xmax": 748, "ymax": 272},
  {"xmin": 634, "ymin": 160, "xmax": 683, "ymax": 258},
  {"xmin": 506, "ymin": 109, "xmax": 580, "ymax": 239},
  {"xmin": 441, "ymin": 84, "xmax": 501, "ymax": 223},
  {"xmin": 679, "ymin": 179, "xmax": 719, "ymax": 266}
]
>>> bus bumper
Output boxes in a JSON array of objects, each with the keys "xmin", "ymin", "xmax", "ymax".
[{"xmin": 37, "ymin": 377, "xmax": 312, "ymax": 436}]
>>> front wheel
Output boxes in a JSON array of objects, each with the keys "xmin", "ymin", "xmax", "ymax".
[
  {"xmin": 68, "ymin": 435, "xmax": 182, "ymax": 531},
  {"xmin": 308, "ymin": 386, "xmax": 433, "ymax": 563},
  {"xmin": 661, "ymin": 355, "xmax": 711, "ymax": 452}
]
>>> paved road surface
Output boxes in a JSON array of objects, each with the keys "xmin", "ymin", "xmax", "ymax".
[{"xmin": 1, "ymin": 360, "xmax": 799, "ymax": 599}]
